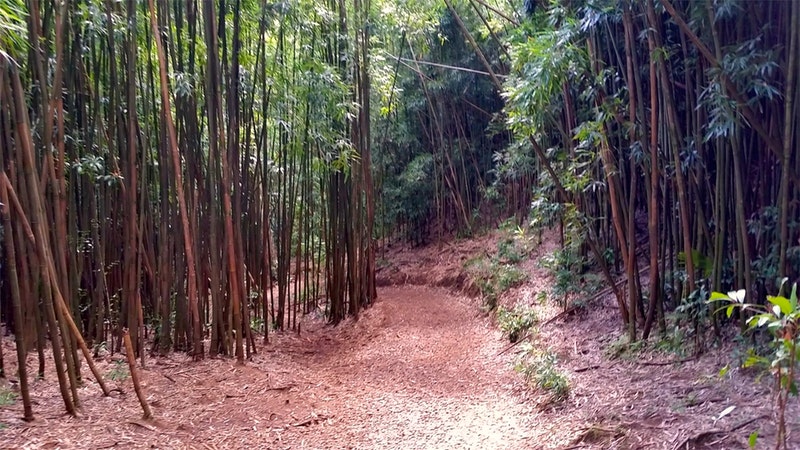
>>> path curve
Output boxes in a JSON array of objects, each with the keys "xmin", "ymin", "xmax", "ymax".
[{"xmin": 293, "ymin": 285, "xmax": 535, "ymax": 449}]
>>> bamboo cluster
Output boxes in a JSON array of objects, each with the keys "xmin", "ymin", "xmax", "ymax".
[{"xmin": 0, "ymin": 0, "xmax": 374, "ymax": 418}]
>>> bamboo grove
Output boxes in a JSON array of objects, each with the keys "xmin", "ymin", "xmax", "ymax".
[
  {"xmin": 1, "ymin": 0, "xmax": 799, "ymax": 420},
  {"xmin": 497, "ymin": 0, "xmax": 800, "ymax": 344},
  {"xmin": 0, "ymin": 0, "xmax": 375, "ymax": 418},
  {"xmin": 375, "ymin": 0, "xmax": 800, "ymax": 346}
]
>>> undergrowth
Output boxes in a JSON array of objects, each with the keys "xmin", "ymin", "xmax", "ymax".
[
  {"xmin": 0, "ymin": 386, "xmax": 16, "ymax": 407},
  {"xmin": 604, "ymin": 327, "xmax": 691, "ymax": 361},
  {"xmin": 497, "ymin": 305, "xmax": 538, "ymax": 342},
  {"xmin": 107, "ymin": 360, "xmax": 129, "ymax": 381},
  {"xmin": 538, "ymin": 246, "xmax": 602, "ymax": 311},
  {"xmin": 515, "ymin": 344, "xmax": 570, "ymax": 401},
  {"xmin": 463, "ymin": 223, "xmax": 531, "ymax": 310}
]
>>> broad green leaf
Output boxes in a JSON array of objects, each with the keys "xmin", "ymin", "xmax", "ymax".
[
  {"xmin": 767, "ymin": 295, "xmax": 792, "ymax": 316},
  {"xmin": 748, "ymin": 431, "xmax": 758, "ymax": 448},
  {"xmin": 743, "ymin": 354, "xmax": 765, "ymax": 368},
  {"xmin": 708, "ymin": 291, "xmax": 731, "ymax": 302},
  {"xmin": 726, "ymin": 304, "xmax": 735, "ymax": 318}
]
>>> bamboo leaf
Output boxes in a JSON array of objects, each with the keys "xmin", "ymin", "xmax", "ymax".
[
  {"xmin": 708, "ymin": 291, "xmax": 731, "ymax": 302},
  {"xmin": 767, "ymin": 296, "xmax": 792, "ymax": 316},
  {"xmin": 748, "ymin": 431, "xmax": 758, "ymax": 448}
]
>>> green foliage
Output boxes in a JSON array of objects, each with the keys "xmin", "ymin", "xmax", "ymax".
[
  {"xmin": 463, "ymin": 224, "xmax": 531, "ymax": 309},
  {"xmin": 606, "ymin": 326, "xmax": 689, "ymax": 360},
  {"xmin": 497, "ymin": 264, "xmax": 527, "ymax": 292},
  {"xmin": 528, "ymin": 192, "xmax": 561, "ymax": 232},
  {"xmin": 749, "ymin": 431, "xmax": 759, "ymax": 448},
  {"xmin": 464, "ymin": 255, "xmax": 527, "ymax": 310},
  {"xmin": 652, "ymin": 326, "xmax": 689, "ymax": 358},
  {"xmin": 250, "ymin": 316, "xmax": 265, "ymax": 334},
  {"xmin": 0, "ymin": 386, "xmax": 16, "ymax": 407},
  {"xmin": 535, "ymin": 290, "xmax": 548, "ymax": 304},
  {"xmin": 515, "ymin": 346, "xmax": 570, "ymax": 401},
  {"xmin": 0, "ymin": 0, "xmax": 28, "ymax": 62},
  {"xmin": 498, "ymin": 219, "xmax": 537, "ymax": 258},
  {"xmin": 107, "ymin": 360, "xmax": 129, "ymax": 381},
  {"xmin": 708, "ymin": 282, "xmax": 800, "ymax": 448},
  {"xmin": 674, "ymin": 285, "xmax": 710, "ymax": 349},
  {"xmin": 496, "ymin": 305, "xmax": 538, "ymax": 342},
  {"xmin": 604, "ymin": 334, "xmax": 647, "ymax": 360},
  {"xmin": 538, "ymin": 245, "xmax": 598, "ymax": 309},
  {"xmin": 375, "ymin": 1, "xmax": 510, "ymax": 240},
  {"xmin": 381, "ymin": 153, "xmax": 434, "ymax": 234},
  {"xmin": 677, "ymin": 250, "xmax": 714, "ymax": 279},
  {"xmin": 504, "ymin": 12, "xmax": 586, "ymax": 137},
  {"xmin": 498, "ymin": 238, "xmax": 522, "ymax": 264}
]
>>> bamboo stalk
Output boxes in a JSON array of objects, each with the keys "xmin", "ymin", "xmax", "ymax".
[
  {"xmin": 0, "ymin": 173, "xmax": 34, "ymax": 244},
  {"xmin": 122, "ymin": 330, "xmax": 153, "ymax": 420}
]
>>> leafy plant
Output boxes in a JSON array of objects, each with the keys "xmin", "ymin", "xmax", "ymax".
[
  {"xmin": 652, "ymin": 325, "xmax": 689, "ymax": 358},
  {"xmin": 107, "ymin": 360, "xmax": 129, "ymax": 381},
  {"xmin": 464, "ymin": 253, "xmax": 528, "ymax": 311},
  {"xmin": 516, "ymin": 347, "xmax": 570, "ymax": 401},
  {"xmin": 708, "ymin": 282, "xmax": 799, "ymax": 449},
  {"xmin": 538, "ymin": 246, "xmax": 588, "ymax": 309},
  {"xmin": 604, "ymin": 334, "xmax": 647, "ymax": 360},
  {"xmin": 250, "ymin": 316, "xmax": 265, "ymax": 334},
  {"xmin": 675, "ymin": 284, "xmax": 710, "ymax": 353},
  {"xmin": 497, "ymin": 306, "xmax": 538, "ymax": 342},
  {"xmin": 496, "ymin": 264, "xmax": 527, "ymax": 292},
  {"xmin": 498, "ymin": 236, "xmax": 525, "ymax": 264},
  {"xmin": 0, "ymin": 386, "xmax": 16, "ymax": 407}
]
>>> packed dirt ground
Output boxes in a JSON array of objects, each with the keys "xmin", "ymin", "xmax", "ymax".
[{"xmin": 0, "ymin": 230, "xmax": 797, "ymax": 449}]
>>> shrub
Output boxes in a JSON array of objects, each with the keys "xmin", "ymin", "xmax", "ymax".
[
  {"xmin": 0, "ymin": 387, "xmax": 16, "ymax": 407},
  {"xmin": 708, "ymin": 282, "xmax": 799, "ymax": 449},
  {"xmin": 107, "ymin": 360, "xmax": 130, "ymax": 381},
  {"xmin": 464, "ymin": 256, "xmax": 528, "ymax": 310},
  {"xmin": 516, "ymin": 347, "xmax": 570, "ymax": 401},
  {"xmin": 497, "ymin": 306, "xmax": 538, "ymax": 342}
]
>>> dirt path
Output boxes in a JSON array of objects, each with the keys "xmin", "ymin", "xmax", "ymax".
[
  {"xmin": 0, "ymin": 285, "xmax": 536, "ymax": 449},
  {"xmin": 297, "ymin": 286, "xmax": 534, "ymax": 449}
]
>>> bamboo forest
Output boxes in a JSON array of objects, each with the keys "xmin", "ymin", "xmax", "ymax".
[{"xmin": 0, "ymin": 0, "xmax": 799, "ymax": 448}]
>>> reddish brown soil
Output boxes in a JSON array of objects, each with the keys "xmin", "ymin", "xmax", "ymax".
[
  {"xmin": 0, "ymin": 287, "xmax": 533, "ymax": 449},
  {"xmin": 0, "ymin": 230, "xmax": 797, "ymax": 449}
]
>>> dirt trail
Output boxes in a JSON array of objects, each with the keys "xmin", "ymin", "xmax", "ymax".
[
  {"xmin": 298, "ymin": 286, "xmax": 534, "ymax": 449},
  {"xmin": 0, "ymin": 285, "xmax": 536, "ymax": 449}
]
